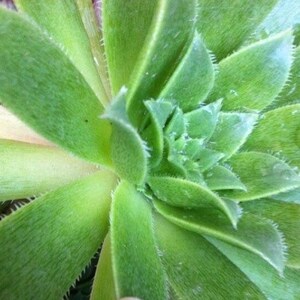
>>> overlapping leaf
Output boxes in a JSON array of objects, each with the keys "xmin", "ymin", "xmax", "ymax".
[
  {"xmin": 0, "ymin": 171, "xmax": 116, "ymax": 299},
  {"xmin": 102, "ymin": 90, "xmax": 148, "ymax": 185},
  {"xmin": 91, "ymin": 234, "xmax": 116, "ymax": 300},
  {"xmin": 243, "ymin": 199, "xmax": 300, "ymax": 269},
  {"xmin": 254, "ymin": 0, "xmax": 300, "ymax": 46},
  {"xmin": 148, "ymin": 176, "xmax": 240, "ymax": 225},
  {"xmin": 208, "ymin": 237, "xmax": 300, "ymax": 300},
  {"xmin": 196, "ymin": 0, "xmax": 277, "ymax": 60},
  {"xmin": 154, "ymin": 201, "xmax": 285, "ymax": 273},
  {"xmin": 224, "ymin": 152, "xmax": 300, "ymax": 201},
  {"xmin": 154, "ymin": 215, "xmax": 264, "ymax": 299},
  {"xmin": 208, "ymin": 30, "xmax": 294, "ymax": 111},
  {"xmin": 0, "ymin": 139, "xmax": 96, "ymax": 202},
  {"xmin": 159, "ymin": 32, "xmax": 215, "ymax": 112},
  {"xmin": 275, "ymin": 46, "xmax": 300, "ymax": 107},
  {"xmin": 127, "ymin": 0, "xmax": 197, "ymax": 126},
  {"xmin": 0, "ymin": 8, "xmax": 111, "ymax": 165},
  {"xmin": 245, "ymin": 105, "xmax": 300, "ymax": 169},
  {"xmin": 14, "ymin": 0, "xmax": 109, "ymax": 105},
  {"xmin": 208, "ymin": 112, "xmax": 257, "ymax": 159},
  {"xmin": 110, "ymin": 181, "xmax": 167, "ymax": 300}
]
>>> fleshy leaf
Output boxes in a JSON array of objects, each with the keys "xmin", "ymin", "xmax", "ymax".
[
  {"xmin": 91, "ymin": 234, "xmax": 116, "ymax": 300},
  {"xmin": 185, "ymin": 100, "xmax": 222, "ymax": 140},
  {"xmin": 0, "ymin": 8, "xmax": 111, "ymax": 165},
  {"xmin": 142, "ymin": 100, "xmax": 174, "ymax": 167},
  {"xmin": 154, "ymin": 215, "xmax": 264, "ymax": 299},
  {"xmin": 208, "ymin": 237, "xmax": 300, "ymax": 300},
  {"xmin": 254, "ymin": 0, "xmax": 300, "ymax": 46},
  {"xmin": 102, "ymin": 91, "xmax": 148, "ymax": 185},
  {"xmin": 209, "ymin": 112, "xmax": 257, "ymax": 159},
  {"xmin": 14, "ymin": 0, "xmax": 109, "ymax": 105},
  {"xmin": 0, "ymin": 171, "xmax": 116, "ymax": 299},
  {"xmin": 75, "ymin": 0, "xmax": 112, "ymax": 100},
  {"xmin": 126, "ymin": 0, "xmax": 197, "ymax": 126},
  {"xmin": 208, "ymin": 30, "xmax": 294, "ymax": 111},
  {"xmin": 148, "ymin": 176, "xmax": 240, "ymax": 225},
  {"xmin": 272, "ymin": 187, "xmax": 300, "ymax": 204},
  {"xmin": 243, "ymin": 199, "xmax": 300, "ymax": 269},
  {"xmin": 275, "ymin": 46, "xmax": 300, "ymax": 107},
  {"xmin": 204, "ymin": 165, "xmax": 246, "ymax": 191},
  {"xmin": 159, "ymin": 32, "xmax": 215, "ymax": 112},
  {"xmin": 111, "ymin": 181, "xmax": 167, "ymax": 300},
  {"xmin": 196, "ymin": 0, "xmax": 277, "ymax": 60},
  {"xmin": 154, "ymin": 201, "xmax": 285, "ymax": 273},
  {"xmin": 102, "ymin": 0, "xmax": 158, "ymax": 94},
  {"xmin": 165, "ymin": 107, "xmax": 187, "ymax": 139},
  {"xmin": 0, "ymin": 139, "xmax": 97, "ymax": 202},
  {"xmin": 196, "ymin": 148, "xmax": 224, "ymax": 171},
  {"xmin": 224, "ymin": 152, "xmax": 300, "ymax": 201},
  {"xmin": 245, "ymin": 104, "xmax": 300, "ymax": 169},
  {"xmin": 0, "ymin": 105, "xmax": 51, "ymax": 145}
]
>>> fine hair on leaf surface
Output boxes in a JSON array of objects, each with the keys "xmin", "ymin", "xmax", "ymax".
[{"xmin": 0, "ymin": 1, "xmax": 300, "ymax": 299}]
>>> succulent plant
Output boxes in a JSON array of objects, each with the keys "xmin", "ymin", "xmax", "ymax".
[{"xmin": 0, "ymin": 0, "xmax": 300, "ymax": 299}]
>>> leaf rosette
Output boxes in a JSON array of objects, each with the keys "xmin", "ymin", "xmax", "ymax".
[{"xmin": 0, "ymin": 0, "xmax": 300, "ymax": 299}]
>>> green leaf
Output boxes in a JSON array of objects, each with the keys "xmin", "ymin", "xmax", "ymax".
[
  {"xmin": 148, "ymin": 176, "xmax": 240, "ymax": 225},
  {"xmin": 0, "ymin": 8, "xmax": 111, "ymax": 165},
  {"xmin": 142, "ymin": 100, "xmax": 174, "ymax": 167},
  {"xmin": 165, "ymin": 107, "xmax": 187, "ymax": 139},
  {"xmin": 243, "ymin": 199, "xmax": 300, "ymax": 269},
  {"xmin": 275, "ymin": 47, "xmax": 300, "ymax": 107},
  {"xmin": 208, "ymin": 30, "xmax": 294, "ymax": 111},
  {"xmin": 102, "ymin": 0, "xmax": 158, "ymax": 94},
  {"xmin": 204, "ymin": 165, "xmax": 246, "ymax": 191},
  {"xmin": 110, "ymin": 181, "xmax": 167, "ymax": 300},
  {"xmin": 185, "ymin": 100, "xmax": 222, "ymax": 140},
  {"xmin": 254, "ymin": 0, "xmax": 300, "ymax": 46},
  {"xmin": 209, "ymin": 112, "xmax": 257, "ymax": 159},
  {"xmin": 196, "ymin": 0, "xmax": 277, "ymax": 60},
  {"xmin": 126, "ymin": 0, "xmax": 197, "ymax": 126},
  {"xmin": 103, "ymin": 91, "xmax": 148, "ymax": 185},
  {"xmin": 208, "ymin": 237, "xmax": 300, "ymax": 300},
  {"xmin": 154, "ymin": 201, "xmax": 285, "ymax": 273},
  {"xmin": 75, "ymin": 0, "xmax": 112, "ymax": 100},
  {"xmin": 159, "ymin": 32, "xmax": 215, "ymax": 112},
  {"xmin": 14, "ymin": 0, "xmax": 109, "ymax": 105},
  {"xmin": 154, "ymin": 215, "xmax": 264, "ymax": 299},
  {"xmin": 196, "ymin": 148, "xmax": 224, "ymax": 171},
  {"xmin": 91, "ymin": 234, "xmax": 116, "ymax": 300},
  {"xmin": 245, "ymin": 104, "xmax": 300, "ymax": 170},
  {"xmin": 272, "ymin": 187, "xmax": 300, "ymax": 204},
  {"xmin": 0, "ymin": 139, "xmax": 97, "ymax": 202},
  {"xmin": 224, "ymin": 152, "xmax": 300, "ymax": 201},
  {"xmin": 0, "ymin": 170, "xmax": 117, "ymax": 299}
]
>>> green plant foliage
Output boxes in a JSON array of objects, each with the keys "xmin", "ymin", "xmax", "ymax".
[
  {"xmin": 208, "ymin": 30, "xmax": 294, "ymax": 111},
  {"xmin": 154, "ymin": 201, "xmax": 285, "ymax": 273},
  {"xmin": 0, "ymin": 1, "xmax": 300, "ymax": 299},
  {"xmin": 0, "ymin": 139, "xmax": 97, "ymax": 201},
  {"xmin": 154, "ymin": 215, "xmax": 264, "ymax": 299},
  {"xmin": 243, "ymin": 199, "xmax": 300, "ymax": 269},
  {"xmin": 196, "ymin": 0, "xmax": 278, "ymax": 60},
  {"xmin": 111, "ymin": 181, "xmax": 167, "ymax": 300},
  {"xmin": 0, "ymin": 8, "xmax": 111, "ymax": 165},
  {"xmin": 159, "ymin": 32, "xmax": 215, "ymax": 112},
  {"xmin": 0, "ymin": 171, "xmax": 117, "ymax": 299},
  {"xmin": 14, "ymin": 0, "xmax": 109, "ymax": 105}
]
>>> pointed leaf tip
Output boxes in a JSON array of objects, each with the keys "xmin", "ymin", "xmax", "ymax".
[
  {"xmin": 148, "ymin": 176, "xmax": 240, "ymax": 226},
  {"xmin": 208, "ymin": 30, "xmax": 294, "ymax": 111},
  {"xmin": 103, "ymin": 90, "xmax": 148, "ymax": 185}
]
